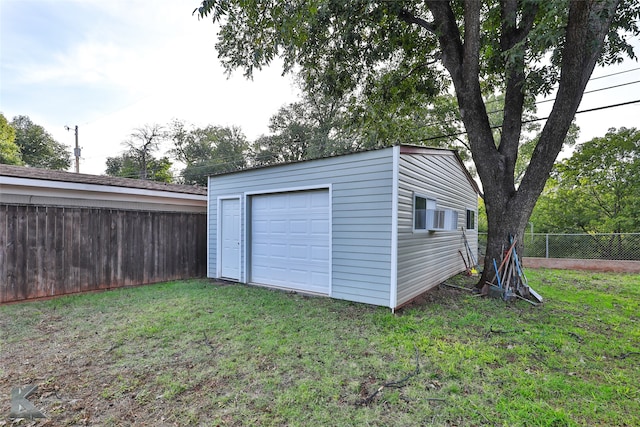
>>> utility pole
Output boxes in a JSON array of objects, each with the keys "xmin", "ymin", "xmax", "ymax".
[
  {"xmin": 73, "ymin": 125, "xmax": 80, "ymax": 173},
  {"xmin": 65, "ymin": 125, "xmax": 81, "ymax": 173}
]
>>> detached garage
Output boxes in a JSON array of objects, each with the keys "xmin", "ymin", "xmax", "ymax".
[{"xmin": 207, "ymin": 145, "xmax": 480, "ymax": 310}]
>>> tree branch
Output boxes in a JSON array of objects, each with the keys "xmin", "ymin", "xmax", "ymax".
[
  {"xmin": 424, "ymin": 1, "xmax": 464, "ymax": 84},
  {"xmin": 517, "ymin": 0, "xmax": 621, "ymax": 215},
  {"xmin": 398, "ymin": 9, "xmax": 436, "ymax": 33},
  {"xmin": 498, "ymin": 0, "xmax": 535, "ymax": 132},
  {"xmin": 357, "ymin": 346, "xmax": 421, "ymax": 406},
  {"xmin": 462, "ymin": 0, "xmax": 482, "ymax": 84},
  {"xmin": 492, "ymin": 1, "xmax": 539, "ymax": 195},
  {"xmin": 426, "ymin": 0, "xmax": 498, "ymax": 188},
  {"xmin": 589, "ymin": 184, "xmax": 614, "ymax": 218},
  {"xmin": 500, "ymin": 0, "xmax": 538, "ymax": 51},
  {"xmin": 379, "ymin": 59, "xmax": 441, "ymax": 99},
  {"xmin": 516, "ymin": 3, "xmax": 539, "ymax": 44},
  {"xmin": 497, "ymin": 0, "xmax": 529, "ymax": 191},
  {"xmin": 499, "ymin": 0, "xmax": 519, "ymax": 52}
]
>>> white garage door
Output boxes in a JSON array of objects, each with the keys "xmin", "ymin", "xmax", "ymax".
[{"xmin": 251, "ymin": 190, "xmax": 330, "ymax": 294}]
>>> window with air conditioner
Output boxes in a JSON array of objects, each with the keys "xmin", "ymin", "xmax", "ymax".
[{"xmin": 414, "ymin": 194, "xmax": 457, "ymax": 231}]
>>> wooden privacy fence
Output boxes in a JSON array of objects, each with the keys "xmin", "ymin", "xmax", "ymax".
[{"xmin": 1, "ymin": 204, "xmax": 207, "ymax": 303}]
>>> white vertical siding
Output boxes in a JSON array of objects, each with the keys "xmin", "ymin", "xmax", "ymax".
[
  {"xmin": 208, "ymin": 149, "xmax": 395, "ymax": 307},
  {"xmin": 396, "ymin": 152, "xmax": 479, "ymax": 307}
]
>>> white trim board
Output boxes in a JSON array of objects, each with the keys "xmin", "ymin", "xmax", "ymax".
[
  {"xmin": 244, "ymin": 183, "xmax": 332, "ymax": 196},
  {"xmin": 390, "ymin": 145, "xmax": 399, "ymax": 309}
]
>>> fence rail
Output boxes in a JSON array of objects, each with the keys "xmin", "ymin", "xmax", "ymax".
[{"xmin": 479, "ymin": 232, "xmax": 640, "ymax": 261}]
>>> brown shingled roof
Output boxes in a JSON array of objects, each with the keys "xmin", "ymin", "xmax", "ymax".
[{"xmin": 0, "ymin": 164, "xmax": 207, "ymax": 196}]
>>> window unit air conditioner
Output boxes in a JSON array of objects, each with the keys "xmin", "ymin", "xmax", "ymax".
[{"xmin": 427, "ymin": 209, "xmax": 458, "ymax": 231}]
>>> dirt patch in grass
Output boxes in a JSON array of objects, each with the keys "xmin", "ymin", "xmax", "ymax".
[{"xmin": 396, "ymin": 273, "xmax": 479, "ymax": 312}]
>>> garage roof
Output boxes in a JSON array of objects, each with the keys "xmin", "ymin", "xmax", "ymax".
[{"xmin": 209, "ymin": 144, "xmax": 482, "ymax": 196}]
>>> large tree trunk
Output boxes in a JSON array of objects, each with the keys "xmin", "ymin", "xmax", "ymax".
[
  {"xmin": 425, "ymin": 0, "xmax": 621, "ymax": 289},
  {"xmin": 479, "ymin": 186, "xmax": 531, "ymax": 289}
]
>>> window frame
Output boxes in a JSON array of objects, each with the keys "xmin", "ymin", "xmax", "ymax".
[
  {"xmin": 413, "ymin": 193, "xmax": 436, "ymax": 232},
  {"xmin": 466, "ymin": 208, "xmax": 476, "ymax": 230},
  {"xmin": 413, "ymin": 192, "xmax": 462, "ymax": 232}
]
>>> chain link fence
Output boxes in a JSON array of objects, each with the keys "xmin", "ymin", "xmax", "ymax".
[{"xmin": 478, "ymin": 233, "xmax": 640, "ymax": 261}]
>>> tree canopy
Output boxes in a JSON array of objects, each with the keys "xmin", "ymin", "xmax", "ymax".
[
  {"xmin": 253, "ymin": 90, "xmax": 355, "ymax": 165},
  {"xmin": 196, "ymin": 0, "xmax": 640, "ymax": 287},
  {"xmin": 169, "ymin": 121, "xmax": 249, "ymax": 186},
  {"xmin": 121, "ymin": 124, "xmax": 167, "ymax": 180},
  {"xmin": 106, "ymin": 124, "xmax": 174, "ymax": 182},
  {"xmin": 531, "ymin": 127, "xmax": 640, "ymax": 234},
  {"xmin": 105, "ymin": 154, "xmax": 173, "ymax": 183},
  {"xmin": 10, "ymin": 115, "xmax": 71, "ymax": 170},
  {"xmin": 0, "ymin": 113, "xmax": 22, "ymax": 165}
]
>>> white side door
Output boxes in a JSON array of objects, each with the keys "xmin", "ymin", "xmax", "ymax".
[{"xmin": 220, "ymin": 198, "xmax": 240, "ymax": 280}]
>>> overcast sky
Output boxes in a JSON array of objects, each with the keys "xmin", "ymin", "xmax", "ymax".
[{"xmin": 1, "ymin": 0, "xmax": 639, "ymax": 175}]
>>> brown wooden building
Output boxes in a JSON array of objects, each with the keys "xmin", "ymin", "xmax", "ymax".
[{"xmin": 0, "ymin": 165, "xmax": 207, "ymax": 303}]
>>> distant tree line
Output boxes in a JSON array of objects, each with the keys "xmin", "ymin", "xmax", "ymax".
[
  {"xmin": 102, "ymin": 81, "xmax": 511, "ymax": 185},
  {"xmin": 477, "ymin": 126, "xmax": 640, "ymax": 236},
  {"xmin": 4, "ymin": 103, "xmax": 638, "ymax": 239},
  {"xmin": 0, "ymin": 113, "xmax": 71, "ymax": 169},
  {"xmin": 529, "ymin": 127, "xmax": 640, "ymax": 235}
]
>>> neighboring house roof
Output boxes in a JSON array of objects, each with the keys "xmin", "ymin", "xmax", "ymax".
[
  {"xmin": 0, "ymin": 164, "xmax": 207, "ymax": 195},
  {"xmin": 0, "ymin": 165, "xmax": 207, "ymax": 212}
]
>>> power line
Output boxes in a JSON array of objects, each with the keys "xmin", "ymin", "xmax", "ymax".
[
  {"xmin": 139, "ymin": 96, "xmax": 640, "ymax": 181},
  {"xmin": 536, "ymin": 79, "xmax": 640, "ymax": 105},
  {"xmin": 410, "ymin": 71, "xmax": 640, "ymax": 132},
  {"xmin": 564, "ymin": 98, "xmax": 639, "ymax": 115},
  {"xmin": 482, "ymin": 66, "xmax": 640, "ymax": 109},
  {"xmin": 414, "ymin": 98, "xmax": 640, "ymax": 143},
  {"xmin": 589, "ymin": 66, "xmax": 640, "ymax": 80},
  {"xmin": 102, "ymin": 70, "xmax": 640, "ymax": 180},
  {"xmin": 160, "ymin": 98, "xmax": 640, "ymax": 179},
  {"xmin": 87, "ymin": 64, "xmax": 640, "ymax": 143}
]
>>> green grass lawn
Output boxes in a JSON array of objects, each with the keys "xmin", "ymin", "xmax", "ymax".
[{"xmin": 1, "ymin": 269, "xmax": 638, "ymax": 426}]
